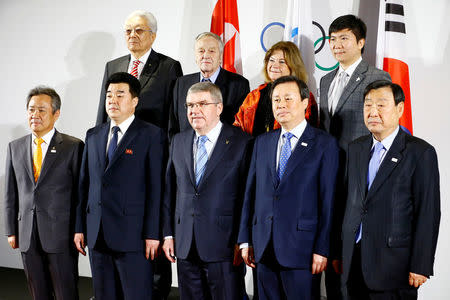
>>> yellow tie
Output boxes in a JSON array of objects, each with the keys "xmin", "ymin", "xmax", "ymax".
[{"xmin": 33, "ymin": 138, "xmax": 44, "ymax": 182}]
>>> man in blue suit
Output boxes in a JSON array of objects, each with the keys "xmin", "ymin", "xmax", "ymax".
[
  {"xmin": 74, "ymin": 72, "xmax": 166, "ymax": 299},
  {"xmin": 238, "ymin": 76, "xmax": 340, "ymax": 299},
  {"xmin": 162, "ymin": 82, "xmax": 253, "ymax": 299}
]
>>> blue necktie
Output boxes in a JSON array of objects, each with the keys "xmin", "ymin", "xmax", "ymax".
[
  {"xmin": 195, "ymin": 136, "xmax": 208, "ymax": 185},
  {"xmin": 356, "ymin": 142, "xmax": 385, "ymax": 243},
  {"xmin": 107, "ymin": 126, "xmax": 120, "ymax": 164},
  {"xmin": 278, "ymin": 132, "xmax": 294, "ymax": 180},
  {"xmin": 202, "ymin": 78, "xmax": 211, "ymax": 82}
]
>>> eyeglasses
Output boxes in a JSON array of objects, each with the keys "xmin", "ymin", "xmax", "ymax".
[
  {"xmin": 124, "ymin": 28, "xmax": 152, "ymax": 36},
  {"xmin": 184, "ymin": 102, "xmax": 219, "ymax": 110}
]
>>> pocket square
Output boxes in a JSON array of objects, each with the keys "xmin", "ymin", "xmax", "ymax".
[{"xmin": 125, "ymin": 149, "xmax": 133, "ymax": 155}]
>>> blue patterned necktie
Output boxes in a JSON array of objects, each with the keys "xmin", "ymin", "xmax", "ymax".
[
  {"xmin": 107, "ymin": 126, "xmax": 120, "ymax": 164},
  {"xmin": 356, "ymin": 141, "xmax": 385, "ymax": 243},
  {"xmin": 195, "ymin": 135, "xmax": 208, "ymax": 185},
  {"xmin": 278, "ymin": 132, "xmax": 294, "ymax": 180}
]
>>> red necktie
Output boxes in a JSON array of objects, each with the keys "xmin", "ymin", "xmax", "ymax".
[{"xmin": 130, "ymin": 60, "xmax": 140, "ymax": 78}]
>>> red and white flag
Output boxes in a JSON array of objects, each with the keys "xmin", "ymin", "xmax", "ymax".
[
  {"xmin": 376, "ymin": 0, "xmax": 413, "ymax": 135},
  {"xmin": 210, "ymin": 0, "xmax": 243, "ymax": 74}
]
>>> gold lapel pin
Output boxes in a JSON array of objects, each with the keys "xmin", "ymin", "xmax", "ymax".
[{"xmin": 226, "ymin": 140, "xmax": 230, "ymax": 144}]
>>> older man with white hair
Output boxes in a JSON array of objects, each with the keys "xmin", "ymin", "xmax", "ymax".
[{"xmin": 97, "ymin": 10, "xmax": 183, "ymax": 132}]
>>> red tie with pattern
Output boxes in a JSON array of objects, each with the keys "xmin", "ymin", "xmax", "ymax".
[{"xmin": 130, "ymin": 60, "xmax": 140, "ymax": 78}]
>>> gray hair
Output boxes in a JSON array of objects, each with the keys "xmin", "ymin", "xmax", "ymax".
[
  {"xmin": 26, "ymin": 86, "xmax": 61, "ymax": 113},
  {"xmin": 187, "ymin": 82, "xmax": 223, "ymax": 103},
  {"xmin": 125, "ymin": 10, "xmax": 157, "ymax": 33},
  {"xmin": 195, "ymin": 32, "xmax": 224, "ymax": 56}
]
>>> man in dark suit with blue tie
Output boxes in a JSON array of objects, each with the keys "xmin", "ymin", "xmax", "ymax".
[
  {"xmin": 74, "ymin": 72, "xmax": 166, "ymax": 299},
  {"xmin": 238, "ymin": 76, "xmax": 340, "ymax": 299},
  {"xmin": 162, "ymin": 82, "xmax": 252, "ymax": 299},
  {"xmin": 341, "ymin": 81, "xmax": 440, "ymax": 299}
]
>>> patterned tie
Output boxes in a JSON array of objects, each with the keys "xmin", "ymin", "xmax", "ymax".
[
  {"xmin": 278, "ymin": 132, "xmax": 294, "ymax": 180},
  {"xmin": 355, "ymin": 142, "xmax": 385, "ymax": 243},
  {"xmin": 195, "ymin": 135, "xmax": 208, "ymax": 185},
  {"xmin": 107, "ymin": 126, "xmax": 120, "ymax": 164},
  {"xmin": 201, "ymin": 78, "xmax": 211, "ymax": 82},
  {"xmin": 329, "ymin": 71, "xmax": 348, "ymax": 115},
  {"xmin": 130, "ymin": 60, "xmax": 140, "ymax": 78},
  {"xmin": 33, "ymin": 138, "xmax": 44, "ymax": 182}
]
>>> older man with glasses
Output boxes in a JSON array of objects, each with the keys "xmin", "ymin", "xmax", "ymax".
[{"xmin": 96, "ymin": 10, "xmax": 183, "ymax": 133}]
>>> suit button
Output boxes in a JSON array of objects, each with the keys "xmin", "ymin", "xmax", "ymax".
[
  {"xmin": 268, "ymin": 216, "xmax": 273, "ymax": 220},
  {"xmin": 98, "ymin": 201, "xmax": 102, "ymax": 206},
  {"xmin": 191, "ymin": 213, "xmax": 195, "ymax": 217},
  {"xmin": 274, "ymin": 196, "xmax": 278, "ymax": 201}
]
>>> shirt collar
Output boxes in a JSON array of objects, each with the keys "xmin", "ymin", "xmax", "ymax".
[
  {"xmin": 371, "ymin": 126, "xmax": 399, "ymax": 151},
  {"xmin": 110, "ymin": 115, "xmax": 135, "ymax": 135},
  {"xmin": 32, "ymin": 127, "xmax": 55, "ymax": 145},
  {"xmin": 131, "ymin": 48, "xmax": 152, "ymax": 64},
  {"xmin": 281, "ymin": 119, "xmax": 307, "ymax": 140},
  {"xmin": 195, "ymin": 121, "xmax": 223, "ymax": 143},
  {"xmin": 200, "ymin": 67, "xmax": 221, "ymax": 83},
  {"xmin": 339, "ymin": 56, "xmax": 362, "ymax": 78}
]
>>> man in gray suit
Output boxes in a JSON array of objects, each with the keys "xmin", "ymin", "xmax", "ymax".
[
  {"xmin": 96, "ymin": 10, "xmax": 183, "ymax": 131},
  {"xmin": 318, "ymin": 15, "xmax": 391, "ymax": 300},
  {"xmin": 4, "ymin": 86, "xmax": 83, "ymax": 300}
]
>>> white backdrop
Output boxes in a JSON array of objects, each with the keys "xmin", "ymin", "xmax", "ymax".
[{"xmin": 0, "ymin": 0, "xmax": 449, "ymax": 298}]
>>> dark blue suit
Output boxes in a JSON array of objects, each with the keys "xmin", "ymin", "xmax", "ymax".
[
  {"xmin": 238, "ymin": 123, "xmax": 339, "ymax": 299},
  {"xmin": 163, "ymin": 123, "xmax": 252, "ymax": 299},
  {"xmin": 76, "ymin": 117, "xmax": 166, "ymax": 299}
]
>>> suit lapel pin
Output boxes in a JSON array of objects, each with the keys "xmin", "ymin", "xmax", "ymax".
[
  {"xmin": 391, "ymin": 157, "xmax": 398, "ymax": 163},
  {"xmin": 226, "ymin": 140, "xmax": 230, "ymax": 144},
  {"xmin": 356, "ymin": 77, "xmax": 361, "ymax": 82},
  {"xmin": 125, "ymin": 149, "xmax": 133, "ymax": 155},
  {"xmin": 50, "ymin": 147, "xmax": 56, "ymax": 153},
  {"xmin": 301, "ymin": 142, "xmax": 308, "ymax": 147}
]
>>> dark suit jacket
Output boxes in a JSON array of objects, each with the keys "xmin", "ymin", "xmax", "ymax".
[
  {"xmin": 238, "ymin": 124, "xmax": 339, "ymax": 268},
  {"xmin": 75, "ymin": 118, "xmax": 166, "ymax": 252},
  {"xmin": 319, "ymin": 60, "xmax": 391, "ymax": 258},
  {"xmin": 168, "ymin": 68, "xmax": 249, "ymax": 138},
  {"xmin": 96, "ymin": 50, "xmax": 183, "ymax": 130},
  {"xmin": 4, "ymin": 131, "xmax": 84, "ymax": 253},
  {"xmin": 341, "ymin": 130, "xmax": 440, "ymax": 291},
  {"xmin": 162, "ymin": 124, "xmax": 252, "ymax": 261},
  {"xmin": 319, "ymin": 59, "xmax": 391, "ymax": 152}
]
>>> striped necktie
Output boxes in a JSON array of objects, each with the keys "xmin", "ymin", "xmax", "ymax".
[
  {"xmin": 195, "ymin": 135, "xmax": 208, "ymax": 185},
  {"xmin": 130, "ymin": 60, "xmax": 140, "ymax": 78}
]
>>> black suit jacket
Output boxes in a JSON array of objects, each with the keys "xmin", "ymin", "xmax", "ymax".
[
  {"xmin": 168, "ymin": 68, "xmax": 249, "ymax": 138},
  {"xmin": 162, "ymin": 124, "xmax": 253, "ymax": 261},
  {"xmin": 76, "ymin": 118, "xmax": 166, "ymax": 252},
  {"xmin": 96, "ymin": 50, "xmax": 183, "ymax": 130},
  {"xmin": 4, "ymin": 131, "xmax": 84, "ymax": 252},
  {"xmin": 341, "ymin": 129, "xmax": 440, "ymax": 291}
]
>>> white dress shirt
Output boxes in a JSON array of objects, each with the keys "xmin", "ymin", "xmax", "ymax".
[
  {"xmin": 127, "ymin": 49, "xmax": 152, "ymax": 79},
  {"xmin": 106, "ymin": 115, "xmax": 135, "ymax": 153},
  {"xmin": 31, "ymin": 128, "xmax": 55, "ymax": 161}
]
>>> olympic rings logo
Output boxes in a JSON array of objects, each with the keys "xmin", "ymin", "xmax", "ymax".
[{"xmin": 260, "ymin": 21, "xmax": 339, "ymax": 71}]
